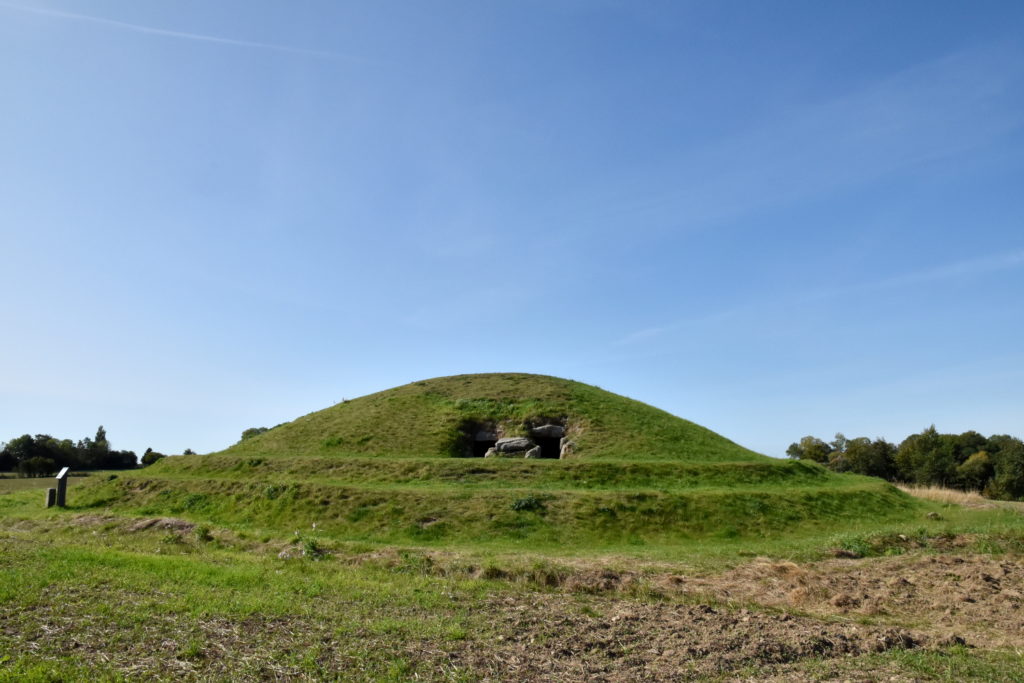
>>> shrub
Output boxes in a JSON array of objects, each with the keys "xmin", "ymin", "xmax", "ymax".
[
  {"xmin": 511, "ymin": 495, "xmax": 546, "ymax": 512},
  {"xmin": 17, "ymin": 457, "xmax": 57, "ymax": 478}
]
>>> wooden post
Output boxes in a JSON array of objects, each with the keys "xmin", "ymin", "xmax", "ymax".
[
  {"xmin": 55, "ymin": 467, "xmax": 70, "ymax": 507},
  {"xmin": 45, "ymin": 488, "xmax": 56, "ymax": 508}
]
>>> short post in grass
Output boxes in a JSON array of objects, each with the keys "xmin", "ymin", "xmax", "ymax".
[
  {"xmin": 55, "ymin": 467, "xmax": 70, "ymax": 507},
  {"xmin": 45, "ymin": 488, "xmax": 56, "ymax": 508}
]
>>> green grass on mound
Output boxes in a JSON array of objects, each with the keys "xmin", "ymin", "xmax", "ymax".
[
  {"xmin": 146, "ymin": 454, "xmax": 833, "ymax": 490},
  {"xmin": 220, "ymin": 373, "xmax": 767, "ymax": 462},
  {"xmin": 46, "ymin": 470, "xmax": 917, "ymax": 551},
  {"xmin": 0, "ymin": 375, "xmax": 932, "ymax": 552}
]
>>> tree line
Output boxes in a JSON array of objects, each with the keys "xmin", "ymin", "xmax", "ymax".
[
  {"xmin": 0, "ymin": 426, "xmax": 138, "ymax": 477},
  {"xmin": 787, "ymin": 426, "xmax": 1024, "ymax": 500}
]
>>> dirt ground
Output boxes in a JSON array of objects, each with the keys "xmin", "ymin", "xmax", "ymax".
[{"xmin": 445, "ymin": 550, "xmax": 1024, "ymax": 681}]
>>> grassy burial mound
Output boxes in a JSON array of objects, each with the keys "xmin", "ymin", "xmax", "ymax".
[
  {"xmin": 77, "ymin": 373, "xmax": 920, "ymax": 548},
  {"xmin": 221, "ymin": 372, "xmax": 770, "ymax": 462}
]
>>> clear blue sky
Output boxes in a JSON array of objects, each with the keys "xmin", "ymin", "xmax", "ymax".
[{"xmin": 2, "ymin": 0, "xmax": 1022, "ymax": 458}]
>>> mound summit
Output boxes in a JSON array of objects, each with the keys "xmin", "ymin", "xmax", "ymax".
[
  {"xmin": 223, "ymin": 373, "xmax": 768, "ymax": 463},
  {"xmin": 81, "ymin": 373, "xmax": 919, "ymax": 547}
]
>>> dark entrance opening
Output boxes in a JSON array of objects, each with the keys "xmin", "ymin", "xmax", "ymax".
[
  {"xmin": 471, "ymin": 439, "xmax": 496, "ymax": 457},
  {"xmin": 534, "ymin": 436, "xmax": 561, "ymax": 459},
  {"xmin": 459, "ymin": 420, "xmax": 498, "ymax": 458}
]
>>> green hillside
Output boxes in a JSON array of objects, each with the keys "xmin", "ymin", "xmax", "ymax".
[
  {"xmin": 60, "ymin": 373, "xmax": 923, "ymax": 549},
  {"xmin": 220, "ymin": 372, "xmax": 768, "ymax": 462}
]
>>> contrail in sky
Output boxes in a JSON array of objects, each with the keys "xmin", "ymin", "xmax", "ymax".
[{"xmin": 0, "ymin": 1, "xmax": 365, "ymax": 62}]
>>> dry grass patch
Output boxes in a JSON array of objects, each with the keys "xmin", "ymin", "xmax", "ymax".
[{"xmin": 897, "ymin": 485, "xmax": 993, "ymax": 508}]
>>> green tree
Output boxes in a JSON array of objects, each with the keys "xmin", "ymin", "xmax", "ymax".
[
  {"xmin": 2, "ymin": 435, "xmax": 36, "ymax": 467},
  {"xmin": 17, "ymin": 456, "xmax": 57, "ymax": 478},
  {"xmin": 240, "ymin": 427, "xmax": 269, "ymax": 442},
  {"xmin": 786, "ymin": 436, "xmax": 833, "ymax": 464},
  {"xmin": 958, "ymin": 451, "xmax": 994, "ymax": 491},
  {"xmin": 895, "ymin": 426, "xmax": 955, "ymax": 485},
  {"xmin": 986, "ymin": 437, "xmax": 1024, "ymax": 500},
  {"xmin": 94, "ymin": 425, "xmax": 108, "ymax": 451},
  {"xmin": 141, "ymin": 448, "xmax": 166, "ymax": 466}
]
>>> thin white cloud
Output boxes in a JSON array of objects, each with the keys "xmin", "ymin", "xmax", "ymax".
[
  {"xmin": 615, "ymin": 249, "xmax": 1024, "ymax": 347},
  {"xmin": 806, "ymin": 248, "xmax": 1024, "ymax": 302},
  {"xmin": 566, "ymin": 44, "xmax": 1024, "ymax": 237},
  {"xmin": 612, "ymin": 326, "xmax": 666, "ymax": 347},
  {"xmin": 0, "ymin": 1, "xmax": 366, "ymax": 62}
]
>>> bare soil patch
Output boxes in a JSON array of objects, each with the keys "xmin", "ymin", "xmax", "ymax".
[
  {"xmin": 449, "ymin": 594, "xmax": 933, "ymax": 682},
  {"xmin": 657, "ymin": 553, "xmax": 1024, "ymax": 649}
]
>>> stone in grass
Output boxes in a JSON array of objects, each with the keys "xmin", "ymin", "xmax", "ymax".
[
  {"xmin": 495, "ymin": 437, "xmax": 533, "ymax": 453},
  {"xmin": 531, "ymin": 424, "xmax": 565, "ymax": 439}
]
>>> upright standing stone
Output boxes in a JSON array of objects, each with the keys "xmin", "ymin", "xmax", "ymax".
[
  {"xmin": 45, "ymin": 488, "xmax": 56, "ymax": 508},
  {"xmin": 55, "ymin": 467, "xmax": 70, "ymax": 507}
]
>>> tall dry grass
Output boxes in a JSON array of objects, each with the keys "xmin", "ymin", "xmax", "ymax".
[{"xmin": 896, "ymin": 484, "xmax": 993, "ymax": 508}]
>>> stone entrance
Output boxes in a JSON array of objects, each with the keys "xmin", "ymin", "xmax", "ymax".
[{"xmin": 458, "ymin": 418, "xmax": 573, "ymax": 458}]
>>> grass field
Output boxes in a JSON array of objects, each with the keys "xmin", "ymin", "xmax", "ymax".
[
  {"xmin": 2, "ymin": 491, "xmax": 1024, "ymax": 681},
  {"xmin": 0, "ymin": 473, "xmax": 96, "ymax": 494},
  {"xmin": 4, "ymin": 376, "xmax": 1023, "ymax": 680}
]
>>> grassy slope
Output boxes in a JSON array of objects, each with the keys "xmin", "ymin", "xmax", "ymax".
[
  {"xmin": 70, "ymin": 474, "xmax": 913, "ymax": 550},
  {"xmin": 38, "ymin": 373, "xmax": 925, "ymax": 546},
  {"xmin": 220, "ymin": 373, "xmax": 769, "ymax": 462},
  {"xmin": 149, "ymin": 454, "xmax": 835, "ymax": 489}
]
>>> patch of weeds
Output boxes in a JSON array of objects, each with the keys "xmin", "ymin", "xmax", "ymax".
[
  {"xmin": 160, "ymin": 533, "xmax": 185, "ymax": 546},
  {"xmin": 394, "ymin": 551, "xmax": 435, "ymax": 575},
  {"xmin": 178, "ymin": 638, "xmax": 206, "ymax": 660},
  {"xmin": 511, "ymin": 495, "xmax": 546, "ymax": 512},
  {"xmin": 478, "ymin": 562, "xmax": 508, "ymax": 580},
  {"xmin": 193, "ymin": 525, "xmax": 213, "ymax": 543},
  {"xmin": 972, "ymin": 532, "xmax": 1024, "ymax": 554},
  {"xmin": 526, "ymin": 559, "xmax": 568, "ymax": 588},
  {"xmin": 406, "ymin": 521, "xmax": 449, "ymax": 541},
  {"xmin": 300, "ymin": 535, "xmax": 329, "ymax": 560},
  {"xmin": 972, "ymin": 537, "xmax": 1005, "ymax": 553},
  {"xmin": 829, "ymin": 528, "xmax": 955, "ymax": 558},
  {"xmin": 384, "ymin": 657, "xmax": 414, "ymax": 682},
  {"xmin": 830, "ymin": 533, "xmax": 875, "ymax": 559},
  {"xmin": 347, "ymin": 504, "xmax": 374, "ymax": 522},
  {"xmin": 445, "ymin": 625, "xmax": 468, "ymax": 641},
  {"xmin": 264, "ymin": 484, "xmax": 285, "ymax": 500},
  {"xmin": 178, "ymin": 493, "xmax": 207, "ymax": 512}
]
